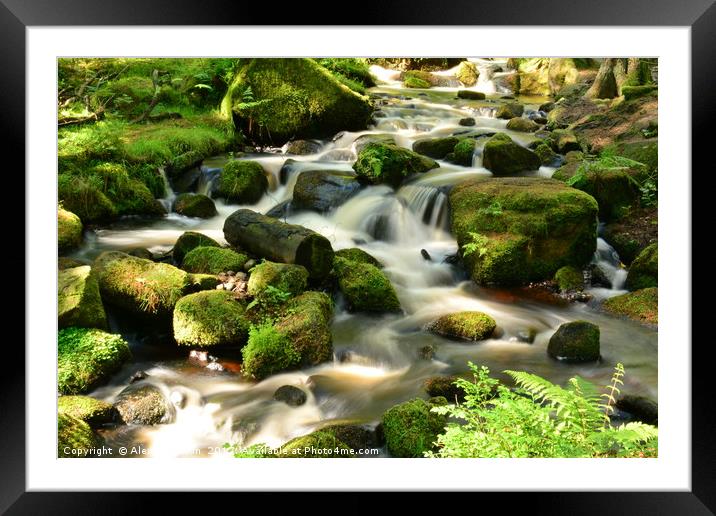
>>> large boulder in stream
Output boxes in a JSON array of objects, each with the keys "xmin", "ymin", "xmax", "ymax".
[
  {"xmin": 173, "ymin": 231, "xmax": 221, "ymax": 266},
  {"xmin": 382, "ymin": 397, "xmax": 447, "ymax": 457},
  {"xmin": 58, "ymin": 266, "xmax": 108, "ymax": 330},
  {"xmin": 58, "ymin": 206, "xmax": 83, "ymax": 254},
  {"xmin": 58, "ymin": 327, "xmax": 131, "ymax": 395},
  {"xmin": 602, "ymin": 287, "xmax": 658, "ymax": 325},
  {"xmin": 495, "ymin": 102, "xmax": 524, "ymax": 119},
  {"xmin": 352, "ymin": 142, "xmax": 438, "ymax": 188},
  {"xmin": 212, "ymin": 160, "xmax": 268, "ymax": 204},
  {"xmin": 449, "ymin": 177, "xmax": 598, "ymax": 286},
  {"xmin": 182, "ymin": 246, "xmax": 249, "ymax": 275},
  {"xmin": 625, "ymin": 243, "xmax": 658, "ymax": 290},
  {"xmin": 292, "ymin": 169, "xmax": 361, "ymax": 213},
  {"xmin": 173, "ymin": 290, "xmax": 251, "ymax": 348},
  {"xmin": 247, "ymin": 261, "xmax": 309, "ymax": 298},
  {"xmin": 333, "ymin": 256, "xmax": 401, "ymax": 313},
  {"xmin": 172, "ymin": 193, "xmax": 217, "ymax": 219},
  {"xmin": 547, "ymin": 320, "xmax": 600, "ymax": 362},
  {"xmin": 241, "ymin": 291, "xmax": 334, "ymax": 380},
  {"xmin": 113, "ymin": 383, "xmax": 175, "ymax": 425},
  {"xmin": 224, "ymin": 209, "xmax": 335, "ymax": 280},
  {"xmin": 428, "ymin": 311, "xmax": 496, "ymax": 341},
  {"xmin": 412, "ymin": 137, "xmax": 460, "ymax": 159},
  {"xmin": 506, "ymin": 117, "xmax": 540, "ymax": 132},
  {"xmin": 481, "ymin": 133, "xmax": 541, "ymax": 175},
  {"xmin": 221, "ymin": 58, "xmax": 372, "ymax": 145}
]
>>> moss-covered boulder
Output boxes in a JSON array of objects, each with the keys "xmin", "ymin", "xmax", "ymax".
[
  {"xmin": 58, "ymin": 257, "xmax": 87, "ymax": 270},
  {"xmin": 429, "ymin": 311, "xmax": 496, "ymax": 341},
  {"xmin": 213, "ymin": 160, "xmax": 268, "ymax": 204},
  {"xmin": 114, "ymin": 383, "xmax": 174, "ymax": 425},
  {"xmin": 552, "ymin": 159, "xmax": 645, "ymax": 222},
  {"xmin": 603, "ymin": 287, "xmax": 657, "ymax": 325},
  {"xmin": 404, "ymin": 75, "xmax": 431, "ymax": 88},
  {"xmin": 247, "ymin": 261, "xmax": 309, "ymax": 297},
  {"xmin": 449, "ymin": 177, "xmax": 598, "ymax": 285},
  {"xmin": 382, "ymin": 398, "xmax": 447, "ymax": 457},
  {"xmin": 625, "ymin": 243, "xmax": 657, "ymax": 290},
  {"xmin": 93, "ymin": 251, "xmax": 192, "ymax": 319},
  {"xmin": 457, "ymin": 90, "xmax": 486, "ymax": 100},
  {"xmin": 481, "ymin": 133, "xmax": 541, "ymax": 175},
  {"xmin": 533, "ymin": 142, "xmax": 558, "ymax": 166},
  {"xmin": 58, "ymin": 207, "xmax": 83, "ymax": 253},
  {"xmin": 58, "ymin": 395, "xmax": 116, "ymax": 428},
  {"xmin": 173, "ymin": 193, "xmax": 217, "ymax": 218},
  {"xmin": 447, "ymin": 138, "xmax": 477, "ymax": 167},
  {"xmin": 622, "ymin": 85, "xmax": 657, "ymax": 101},
  {"xmin": 221, "ymin": 58, "xmax": 372, "ymax": 145},
  {"xmin": 424, "ymin": 376, "xmax": 467, "ymax": 402},
  {"xmin": 412, "ymin": 137, "xmax": 460, "ymax": 159},
  {"xmin": 554, "ymin": 265, "xmax": 584, "ymax": 292},
  {"xmin": 353, "ymin": 142, "xmax": 438, "ymax": 188},
  {"xmin": 455, "ymin": 61, "xmax": 479, "ymax": 86},
  {"xmin": 495, "ymin": 102, "xmax": 524, "ymax": 119},
  {"xmin": 58, "ymin": 266, "xmax": 108, "ymax": 330},
  {"xmin": 292, "ymin": 169, "xmax": 361, "ymax": 213},
  {"xmin": 333, "ymin": 256, "xmax": 401, "ymax": 313},
  {"xmin": 182, "ymin": 246, "xmax": 248, "ymax": 275},
  {"xmin": 58, "ymin": 413, "xmax": 103, "ymax": 458},
  {"xmin": 58, "ymin": 327, "xmax": 131, "ymax": 395},
  {"xmin": 547, "ymin": 320, "xmax": 600, "ymax": 362},
  {"xmin": 334, "ymin": 248, "xmax": 383, "ymax": 268},
  {"xmin": 189, "ymin": 273, "xmax": 222, "ymax": 292},
  {"xmin": 173, "ymin": 290, "xmax": 251, "ymax": 348},
  {"xmin": 278, "ymin": 430, "xmax": 352, "ymax": 458},
  {"xmin": 506, "ymin": 117, "xmax": 540, "ymax": 132},
  {"xmin": 173, "ymin": 231, "xmax": 220, "ymax": 265},
  {"xmin": 242, "ymin": 291, "xmax": 333, "ymax": 380},
  {"xmin": 550, "ymin": 129, "xmax": 582, "ymax": 154}
]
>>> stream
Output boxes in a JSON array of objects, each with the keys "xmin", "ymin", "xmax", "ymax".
[{"xmin": 69, "ymin": 60, "xmax": 657, "ymax": 458}]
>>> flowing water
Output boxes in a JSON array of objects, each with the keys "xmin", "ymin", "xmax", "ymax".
[{"xmin": 71, "ymin": 68, "xmax": 657, "ymax": 458}]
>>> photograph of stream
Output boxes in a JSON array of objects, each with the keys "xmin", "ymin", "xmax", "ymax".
[{"xmin": 57, "ymin": 57, "xmax": 658, "ymax": 459}]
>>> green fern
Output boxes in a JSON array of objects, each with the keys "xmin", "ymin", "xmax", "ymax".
[{"xmin": 461, "ymin": 232, "xmax": 489, "ymax": 258}]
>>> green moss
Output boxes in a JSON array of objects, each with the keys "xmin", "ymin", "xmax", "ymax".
[
  {"xmin": 58, "ymin": 327, "xmax": 131, "ymax": 395},
  {"xmin": 241, "ymin": 323, "xmax": 300, "ymax": 380},
  {"xmin": 495, "ymin": 103, "xmax": 524, "ymax": 120},
  {"xmin": 173, "ymin": 193, "xmax": 217, "ymax": 218},
  {"xmin": 58, "ymin": 174, "xmax": 118, "ymax": 224},
  {"xmin": 189, "ymin": 273, "xmax": 222, "ymax": 291},
  {"xmin": 334, "ymin": 248, "xmax": 383, "ymax": 268},
  {"xmin": 547, "ymin": 320, "xmax": 600, "ymax": 362},
  {"xmin": 550, "ymin": 129, "xmax": 583, "ymax": 154},
  {"xmin": 449, "ymin": 177, "xmax": 598, "ymax": 285},
  {"xmin": 455, "ymin": 61, "xmax": 479, "ymax": 86},
  {"xmin": 58, "ymin": 395, "xmax": 115, "ymax": 427},
  {"xmin": 506, "ymin": 117, "xmax": 540, "ymax": 132},
  {"xmin": 449, "ymin": 138, "xmax": 477, "ymax": 167},
  {"xmin": 58, "ymin": 413, "xmax": 102, "ymax": 458},
  {"xmin": 222, "ymin": 58, "xmax": 372, "ymax": 145},
  {"xmin": 481, "ymin": 133, "xmax": 541, "ymax": 175},
  {"xmin": 430, "ymin": 311, "xmax": 496, "ymax": 341},
  {"xmin": 214, "ymin": 160, "xmax": 268, "ymax": 204},
  {"xmin": 626, "ymin": 243, "xmax": 657, "ymax": 290},
  {"xmin": 279, "ymin": 430, "xmax": 352, "ymax": 458},
  {"xmin": 382, "ymin": 398, "xmax": 446, "ymax": 457},
  {"xmin": 173, "ymin": 290, "xmax": 250, "ymax": 347},
  {"xmin": 404, "ymin": 75, "xmax": 431, "ymax": 88},
  {"xmin": 533, "ymin": 142, "xmax": 558, "ymax": 166},
  {"xmin": 247, "ymin": 261, "xmax": 309, "ymax": 297},
  {"xmin": 314, "ymin": 58, "xmax": 376, "ymax": 92},
  {"xmin": 353, "ymin": 142, "xmax": 438, "ymax": 188},
  {"xmin": 58, "ymin": 207, "xmax": 83, "ymax": 253},
  {"xmin": 603, "ymin": 140, "xmax": 658, "ymax": 173},
  {"xmin": 93, "ymin": 251, "xmax": 191, "ymax": 318},
  {"xmin": 182, "ymin": 246, "xmax": 248, "ymax": 274},
  {"xmin": 412, "ymin": 137, "xmax": 459, "ymax": 159},
  {"xmin": 457, "ymin": 90, "xmax": 486, "ymax": 100},
  {"xmin": 622, "ymin": 85, "xmax": 657, "ymax": 101},
  {"xmin": 58, "ymin": 265, "xmax": 108, "ymax": 330},
  {"xmin": 554, "ymin": 265, "xmax": 584, "ymax": 291},
  {"xmin": 602, "ymin": 287, "xmax": 658, "ymax": 325},
  {"xmin": 333, "ymin": 256, "xmax": 401, "ymax": 313},
  {"xmin": 173, "ymin": 231, "xmax": 220, "ymax": 265}
]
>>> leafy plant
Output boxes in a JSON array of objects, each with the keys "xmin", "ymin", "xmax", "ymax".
[
  {"xmin": 247, "ymin": 285, "xmax": 292, "ymax": 311},
  {"xmin": 478, "ymin": 200, "xmax": 503, "ymax": 217},
  {"xmin": 426, "ymin": 362, "xmax": 658, "ymax": 458},
  {"xmin": 461, "ymin": 232, "xmax": 490, "ymax": 258}
]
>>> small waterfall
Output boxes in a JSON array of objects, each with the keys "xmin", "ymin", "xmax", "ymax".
[
  {"xmin": 591, "ymin": 237, "xmax": 628, "ymax": 290},
  {"xmin": 158, "ymin": 167, "xmax": 176, "ymax": 211},
  {"xmin": 397, "ymin": 184, "xmax": 448, "ymax": 230}
]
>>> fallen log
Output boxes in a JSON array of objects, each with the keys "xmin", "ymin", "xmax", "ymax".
[{"xmin": 223, "ymin": 209, "xmax": 334, "ymax": 280}]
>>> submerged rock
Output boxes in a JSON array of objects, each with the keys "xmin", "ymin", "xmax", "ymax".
[
  {"xmin": 58, "ymin": 265, "xmax": 107, "ymax": 330},
  {"xmin": 459, "ymin": 117, "xmax": 476, "ymax": 126},
  {"xmin": 429, "ymin": 311, "xmax": 496, "ymax": 341},
  {"xmin": 273, "ymin": 385, "xmax": 307, "ymax": 407},
  {"xmin": 481, "ymin": 133, "xmax": 541, "ymax": 175},
  {"xmin": 547, "ymin": 320, "xmax": 600, "ymax": 362}
]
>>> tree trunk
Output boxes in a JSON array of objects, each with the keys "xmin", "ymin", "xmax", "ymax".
[
  {"xmin": 223, "ymin": 209, "xmax": 334, "ymax": 279},
  {"xmin": 585, "ymin": 58, "xmax": 648, "ymax": 99}
]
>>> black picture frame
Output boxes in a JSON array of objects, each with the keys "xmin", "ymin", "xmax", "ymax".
[{"xmin": 4, "ymin": 0, "xmax": 711, "ymax": 512}]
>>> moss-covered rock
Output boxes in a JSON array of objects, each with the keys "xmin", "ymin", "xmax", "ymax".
[
  {"xmin": 58, "ymin": 413, "xmax": 103, "ymax": 458},
  {"xmin": 449, "ymin": 177, "xmax": 598, "ymax": 285},
  {"xmin": 278, "ymin": 430, "xmax": 352, "ymax": 458},
  {"xmin": 189, "ymin": 273, "xmax": 222, "ymax": 291},
  {"xmin": 221, "ymin": 58, "xmax": 372, "ymax": 145},
  {"xmin": 173, "ymin": 290, "xmax": 250, "ymax": 348},
  {"xmin": 506, "ymin": 117, "xmax": 540, "ymax": 132},
  {"xmin": 602, "ymin": 139, "xmax": 658, "ymax": 173},
  {"xmin": 292, "ymin": 169, "xmax": 361, "ymax": 213},
  {"xmin": 333, "ymin": 256, "xmax": 401, "ymax": 313},
  {"xmin": 114, "ymin": 383, "xmax": 174, "ymax": 425},
  {"xmin": 547, "ymin": 320, "xmax": 600, "ymax": 362},
  {"xmin": 58, "ymin": 395, "xmax": 116, "ymax": 428},
  {"xmin": 58, "ymin": 257, "xmax": 87, "ymax": 270},
  {"xmin": 533, "ymin": 142, "xmax": 558, "ymax": 166},
  {"xmin": 382, "ymin": 398, "xmax": 447, "ymax": 457},
  {"xmin": 58, "ymin": 265, "xmax": 108, "ymax": 330},
  {"xmin": 603, "ymin": 287, "xmax": 658, "ymax": 325},
  {"xmin": 173, "ymin": 231, "xmax": 220, "ymax": 265},
  {"xmin": 429, "ymin": 311, "xmax": 496, "ymax": 341},
  {"xmin": 412, "ymin": 137, "xmax": 460, "ymax": 159},
  {"xmin": 622, "ymin": 85, "xmax": 657, "ymax": 101},
  {"xmin": 625, "ymin": 243, "xmax": 657, "ymax": 290},
  {"xmin": 554, "ymin": 265, "xmax": 584, "ymax": 292},
  {"xmin": 448, "ymin": 138, "xmax": 477, "ymax": 167},
  {"xmin": 495, "ymin": 103, "xmax": 524, "ymax": 120},
  {"xmin": 58, "ymin": 327, "xmax": 131, "ymax": 395},
  {"xmin": 182, "ymin": 246, "xmax": 249, "ymax": 275},
  {"xmin": 457, "ymin": 90, "xmax": 486, "ymax": 100},
  {"xmin": 93, "ymin": 251, "xmax": 192, "ymax": 319},
  {"xmin": 482, "ymin": 133, "xmax": 541, "ymax": 175},
  {"xmin": 242, "ymin": 291, "xmax": 333, "ymax": 380},
  {"xmin": 334, "ymin": 248, "xmax": 383, "ymax": 268},
  {"xmin": 403, "ymin": 75, "xmax": 431, "ymax": 88},
  {"xmin": 550, "ymin": 129, "xmax": 583, "ymax": 154},
  {"xmin": 247, "ymin": 261, "xmax": 309, "ymax": 297},
  {"xmin": 213, "ymin": 160, "xmax": 268, "ymax": 204},
  {"xmin": 455, "ymin": 61, "xmax": 479, "ymax": 86},
  {"xmin": 353, "ymin": 142, "xmax": 438, "ymax": 188},
  {"xmin": 424, "ymin": 376, "xmax": 467, "ymax": 402},
  {"xmin": 173, "ymin": 193, "xmax": 217, "ymax": 218},
  {"xmin": 58, "ymin": 207, "xmax": 83, "ymax": 253}
]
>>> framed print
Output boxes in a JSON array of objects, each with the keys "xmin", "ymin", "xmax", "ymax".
[{"xmin": 4, "ymin": 0, "xmax": 713, "ymax": 511}]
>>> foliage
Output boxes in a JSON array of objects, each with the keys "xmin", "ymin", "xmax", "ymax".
[
  {"xmin": 426, "ymin": 362, "xmax": 658, "ymax": 458},
  {"xmin": 247, "ymin": 285, "xmax": 293, "ymax": 311},
  {"xmin": 241, "ymin": 322, "xmax": 301, "ymax": 380},
  {"xmin": 461, "ymin": 232, "xmax": 490, "ymax": 258}
]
